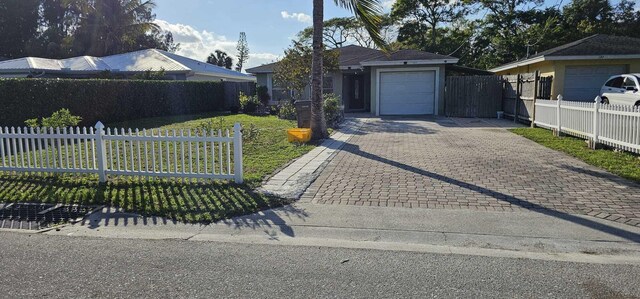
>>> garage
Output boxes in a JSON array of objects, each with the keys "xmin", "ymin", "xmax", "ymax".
[
  {"xmin": 563, "ymin": 65, "xmax": 627, "ymax": 101},
  {"xmin": 379, "ymin": 70, "xmax": 436, "ymax": 115}
]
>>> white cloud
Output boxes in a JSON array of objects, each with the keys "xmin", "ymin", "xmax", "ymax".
[
  {"xmin": 382, "ymin": 0, "xmax": 395, "ymax": 11},
  {"xmin": 281, "ymin": 11, "xmax": 312, "ymax": 23},
  {"xmin": 155, "ymin": 19, "xmax": 280, "ymax": 70}
]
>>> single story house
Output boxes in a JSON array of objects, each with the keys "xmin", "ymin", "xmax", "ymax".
[
  {"xmin": 247, "ymin": 45, "xmax": 459, "ymax": 116},
  {"xmin": 490, "ymin": 34, "xmax": 640, "ymax": 101},
  {"xmin": 0, "ymin": 49, "xmax": 256, "ymax": 82}
]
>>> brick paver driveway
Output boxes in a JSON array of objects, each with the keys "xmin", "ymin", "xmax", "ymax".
[{"xmin": 302, "ymin": 117, "xmax": 640, "ymax": 227}]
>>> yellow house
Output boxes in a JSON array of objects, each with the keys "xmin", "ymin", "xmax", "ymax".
[{"xmin": 490, "ymin": 34, "xmax": 640, "ymax": 101}]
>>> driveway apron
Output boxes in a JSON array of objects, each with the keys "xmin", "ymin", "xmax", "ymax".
[{"xmin": 301, "ymin": 117, "xmax": 640, "ymax": 227}]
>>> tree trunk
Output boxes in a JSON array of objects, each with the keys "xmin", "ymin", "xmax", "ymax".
[{"xmin": 310, "ymin": 0, "xmax": 328, "ymax": 140}]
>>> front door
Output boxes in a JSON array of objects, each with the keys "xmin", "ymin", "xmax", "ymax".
[{"xmin": 349, "ymin": 75, "xmax": 365, "ymax": 110}]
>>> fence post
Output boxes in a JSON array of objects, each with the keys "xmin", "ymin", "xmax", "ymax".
[
  {"xmin": 514, "ymin": 74, "xmax": 521, "ymax": 123},
  {"xmin": 555, "ymin": 95, "xmax": 563, "ymax": 137},
  {"xmin": 592, "ymin": 96, "xmax": 600, "ymax": 149},
  {"xmin": 531, "ymin": 71, "xmax": 540, "ymax": 128},
  {"xmin": 233, "ymin": 123, "xmax": 243, "ymax": 184},
  {"xmin": 94, "ymin": 121, "xmax": 107, "ymax": 183}
]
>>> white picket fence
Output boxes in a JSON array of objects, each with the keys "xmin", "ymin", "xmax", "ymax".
[
  {"xmin": 0, "ymin": 122, "xmax": 243, "ymax": 183},
  {"xmin": 534, "ymin": 96, "xmax": 640, "ymax": 153}
]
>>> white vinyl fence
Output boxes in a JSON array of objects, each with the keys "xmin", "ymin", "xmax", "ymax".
[
  {"xmin": 534, "ymin": 96, "xmax": 640, "ymax": 153},
  {"xmin": 0, "ymin": 122, "xmax": 243, "ymax": 183}
]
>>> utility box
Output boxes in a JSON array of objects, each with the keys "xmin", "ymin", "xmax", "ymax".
[{"xmin": 295, "ymin": 100, "xmax": 312, "ymax": 128}]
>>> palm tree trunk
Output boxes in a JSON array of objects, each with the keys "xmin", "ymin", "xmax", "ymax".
[{"xmin": 310, "ymin": 0, "xmax": 328, "ymax": 140}]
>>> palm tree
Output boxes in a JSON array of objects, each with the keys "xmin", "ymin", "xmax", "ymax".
[{"xmin": 310, "ymin": 0, "xmax": 386, "ymax": 140}]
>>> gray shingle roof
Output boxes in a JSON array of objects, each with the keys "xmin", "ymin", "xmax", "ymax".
[
  {"xmin": 532, "ymin": 34, "xmax": 640, "ymax": 58},
  {"xmin": 363, "ymin": 49, "xmax": 456, "ymax": 62},
  {"xmin": 491, "ymin": 34, "xmax": 640, "ymax": 72},
  {"xmin": 246, "ymin": 45, "xmax": 458, "ymax": 74},
  {"xmin": 338, "ymin": 45, "xmax": 386, "ymax": 65},
  {"xmin": 245, "ymin": 62, "xmax": 277, "ymax": 74}
]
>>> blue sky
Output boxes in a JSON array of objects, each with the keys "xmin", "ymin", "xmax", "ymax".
[
  {"xmin": 153, "ymin": 0, "xmax": 634, "ymax": 70},
  {"xmin": 154, "ymin": 0, "xmax": 360, "ymax": 69}
]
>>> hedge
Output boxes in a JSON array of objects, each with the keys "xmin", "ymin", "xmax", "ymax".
[{"xmin": 0, "ymin": 79, "xmax": 227, "ymax": 126}]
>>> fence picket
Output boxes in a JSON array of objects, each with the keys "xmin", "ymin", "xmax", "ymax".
[
  {"xmin": 218, "ymin": 129, "xmax": 223, "ymax": 175},
  {"xmin": 29, "ymin": 128, "xmax": 36, "ymax": 168},
  {"xmin": 158, "ymin": 130, "xmax": 163, "ymax": 173},
  {"xmin": 17, "ymin": 127, "xmax": 26, "ymax": 168},
  {"xmin": 188, "ymin": 129, "xmax": 193, "ymax": 174}
]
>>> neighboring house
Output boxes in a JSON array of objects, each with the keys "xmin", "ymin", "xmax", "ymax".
[
  {"xmin": 0, "ymin": 49, "xmax": 256, "ymax": 83},
  {"xmin": 490, "ymin": 34, "xmax": 640, "ymax": 101},
  {"xmin": 247, "ymin": 45, "xmax": 459, "ymax": 116}
]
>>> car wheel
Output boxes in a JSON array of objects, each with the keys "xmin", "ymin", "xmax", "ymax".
[
  {"xmin": 635, "ymin": 101, "xmax": 640, "ymax": 107},
  {"xmin": 601, "ymin": 97, "xmax": 609, "ymax": 105}
]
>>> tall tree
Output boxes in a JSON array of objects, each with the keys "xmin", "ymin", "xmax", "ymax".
[
  {"xmin": 28, "ymin": 0, "xmax": 88, "ymax": 57},
  {"xmin": 562, "ymin": 0, "xmax": 613, "ymax": 36},
  {"xmin": 469, "ymin": 0, "xmax": 561, "ymax": 68},
  {"xmin": 297, "ymin": 16, "xmax": 396, "ymax": 49},
  {"xmin": 309, "ymin": 0, "xmax": 386, "ymax": 140},
  {"xmin": 72, "ymin": 0, "xmax": 161, "ymax": 56},
  {"xmin": 0, "ymin": 0, "xmax": 40, "ymax": 59},
  {"xmin": 207, "ymin": 50, "xmax": 234, "ymax": 69},
  {"xmin": 561, "ymin": 0, "xmax": 640, "ymax": 39},
  {"xmin": 274, "ymin": 41, "xmax": 339, "ymax": 103},
  {"xmin": 391, "ymin": 0, "xmax": 468, "ymax": 54},
  {"xmin": 235, "ymin": 32, "xmax": 249, "ymax": 72}
]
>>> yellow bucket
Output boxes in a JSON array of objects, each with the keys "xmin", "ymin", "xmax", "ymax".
[{"xmin": 287, "ymin": 128, "xmax": 312, "ymax": 143}]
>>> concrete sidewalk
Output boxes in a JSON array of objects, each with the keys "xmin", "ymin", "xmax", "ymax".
[
  {"xmin": 258, "ymin": 118, "xmax": 367, "ymax": 199},
  {"xmin": 44, "ymin": 202, "xmax": 640, "ymax": 264}
]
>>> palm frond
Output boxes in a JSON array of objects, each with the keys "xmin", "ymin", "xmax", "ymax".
[{"xmin": 334, "ymin": 0, "xmax": 389, "ymax": 52}]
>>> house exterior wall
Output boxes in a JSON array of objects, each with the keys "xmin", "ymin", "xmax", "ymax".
[
  {"xmin": 369, "ymin": 64, "xmax": 446, "ymax": 115},
  {"xmin": 256, "ymin": 73, "xmax": 268, "ymax": 87},
  {"xmin": 494, "ymin": 59, "xmax": 640, "ymax": 100},
  {"xmin": 331, "ymin": 71, "xmax": 343, "ymax": 101}
]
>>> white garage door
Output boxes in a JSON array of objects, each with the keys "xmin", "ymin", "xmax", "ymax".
[
  {"xmin": 379, "ymin": 71, "xmax": 435, "ymax": 115},
  {"xmin": 564, "ymin": 65, "xmax": 626, "ymax": 101}
]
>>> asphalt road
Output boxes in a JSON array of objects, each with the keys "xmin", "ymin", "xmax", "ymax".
[{"xmin": 0, "ymin": 232, "xmax": 639, "ymax": 299}]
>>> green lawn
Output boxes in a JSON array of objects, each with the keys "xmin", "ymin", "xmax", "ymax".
[
  {"xmin": 0, "ymin": 113, "xmax": 315, "ymax": 223},
  {"xmin": 510, "ymin": 127, "xmax": 640, "ymax": 183}
]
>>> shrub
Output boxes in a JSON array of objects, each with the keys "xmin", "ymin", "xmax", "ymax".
[
  {"xmin": 0, "ymin": 78, "xmax": 227, "ymax": 126},
  {"xmin": 25, "ymin": 108, "xmax": 82, "ymax": 128},
  {"xmin": 257, "ymin": 85, "xmax": 271, "ymax": 106},
  {"xmin": 131, "ymin": 68, "xmax": 167, "ymax": 80},
  {"xmin": 278, "ymin": 102, "xmax": 296, "ymax": 120},
  {"xmin": 239, "ymin": 92, "xmax": 260, "ymax": 114},
  {"xmin": 269, "ymin": 105, "xmax": 280, "ymax": 116},
  {"xmin": 242, "ymin": 123, "xmax": 261, "ymax": 143},
  {"xmin": 196, "ymin": 117, "xmax": 226, "ymax": 135},
  {"xmin": 323, "ymin": 93, "xmax": 343, "ymax": 128}
]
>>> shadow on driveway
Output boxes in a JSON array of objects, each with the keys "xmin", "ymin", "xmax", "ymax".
[{"xmin": 341, "ymin": 142, "xmax": 640, "ymax": 243}]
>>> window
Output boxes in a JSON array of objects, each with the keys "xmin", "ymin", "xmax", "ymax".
[
  {"xmin": 623, "ymin": 77, "xmax": 637, "ymax": 90},
  {"xmin": 323, "ymin": 76, "xmax": 334, "ymax": 94},
  {"xmin": 605, "ymin": 77, "xmax": 624, "ymax": 88},
  {"xmin": 271, "ymin": 75, "xmax": 295, "ymax": 102}
]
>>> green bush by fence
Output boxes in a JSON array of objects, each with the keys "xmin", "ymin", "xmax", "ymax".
[{"xmin": 0, "ymin": 79, "xmax": 227, "ymax": 126}]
